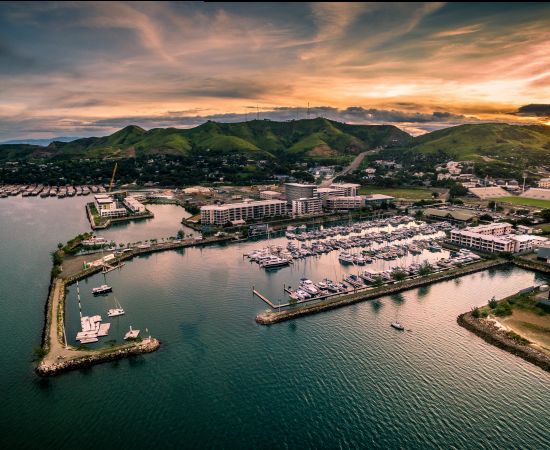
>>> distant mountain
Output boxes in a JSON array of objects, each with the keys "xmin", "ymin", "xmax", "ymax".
[
  {"xmin": 1, "ymin": 137, "xmax": 81, "ymax": 146},
  {"xmin": 409, "ymin": 123, "xmax": 550, "ymax": 166},
  {"xmin": 0, "ymin": 119, "xmax": 412, "ymax": 162}
]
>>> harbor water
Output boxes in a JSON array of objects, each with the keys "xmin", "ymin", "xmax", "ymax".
[{"xmin": 1, "ymin": 196, "xmax": 549, "ymax": 448}]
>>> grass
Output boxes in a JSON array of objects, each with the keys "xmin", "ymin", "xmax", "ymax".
[
  {"xmin": 359, "ymin": 186, "xmax": 434, "ymax": 199},
  {"xmin": 495, "ymin": 196, "xmax": 550, "ymax": 209}
]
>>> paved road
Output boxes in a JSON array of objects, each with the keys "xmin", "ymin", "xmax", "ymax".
[{"xmin": 320, "ymin": 150, "xmax": 377, "ymax": 187}]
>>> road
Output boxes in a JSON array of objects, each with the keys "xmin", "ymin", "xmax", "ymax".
[{"xmin": 320, "ymin": 149, "xmax": 377, "ymax": 187}]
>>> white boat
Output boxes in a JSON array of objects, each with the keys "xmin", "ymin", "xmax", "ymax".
[
  {"xmin": 338, "ymin": 252, "xmax": 354, "ymax": 264},
  {"xmin": 92, "ymin": 284, "xmax": 112, "ymax": 295},
  {"xmin": 107, "ymin": 296, "xmax": 125, "ymax": 317},
  {"xmin": 391, "ymin": 321, "xmax": 405, "ymax": 330},
  {"xmin": 124, "ymin": 326, "xmax": 140, "ymax": 340}
]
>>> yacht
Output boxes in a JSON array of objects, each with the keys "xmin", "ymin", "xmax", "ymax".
[
  {"xmin": 338, "ymin": 252, "xmax": 354, "ymax": 264},
  {"xmin": 260, "ymin": 256, "xmax": 290, "ymax": 269},
  {"xmin": 107, "ymin": 296, "xmax": 125, "ymax": 317},
  {"xmin": 92, "ymin": 284, "xmax": 112, "ymax": 295}
]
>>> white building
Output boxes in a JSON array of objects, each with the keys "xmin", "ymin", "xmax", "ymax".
[
  {"xmin": 450, "ymin": 223, "xmax": 545, "ymax": 253},
  {"xmin": 537, "ymin": 178, "xmax": 550, "ymax": 189},
  {"xmin": 94, "ymin": 194, "xmax": 127, "ymax": 218},
  {"xmin": 466, "ymin": 223, "xmax": 513, "ymax": 236},
  {"xmin": 284, "ymin": 183, "xmax": 316, "ymax": 203},
  {"xmin": 326, "ymin": 196, "xmax": 364, "ymax": 210},
  {"xmin": 330, "ymin": 182, "xmax": 360, "ymax": 197},
  {"xmin": 201, "ymin": 199, "xmax": 287, "ymax": 226},
  {"xmin": 123, "ymin": 196, "xmax": 146, "ymax": 213},
  {"xmin": 292, "ymin": 197, "xmax": 322, "ymax": 217}
]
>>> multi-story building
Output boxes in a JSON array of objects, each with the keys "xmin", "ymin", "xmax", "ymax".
[
  {"xmin": 284, "ymin": 183, "xmax": 316, "ymax": 203},
  {"xmin": 123, "ymin": 196, "xmax": 146, "ymax": 213},
  {"xmin": 94, "ymin": 194, "xmax": 127, "ymax": 218},
  {"xmin": 364, "ymin": 194, "xmax": 394, "ymax": 206},
  {"xmin": 465, "ymin": 223, "xmax": 512, "ymax": 236},
  {"xmin": 291, "ymin": 197, "xmax": 322, "ymax": 217},
  {"xmin": 201, "ymin": 199, "xmax": 287, "ymax": 226},
  {"xmin": 537, "ymin": 178, "xmax": 550, "ymax": 189},
  {"xmin": 326, "ymin": 196, "xmax": 364, "ymax": 210},
  {"xmin": 329, "ymin": 182, "xmax": 360, "ymax": 197},
  {"xmin": 450, "ymin": 228, "xmax": 545, "ymax": 253}
]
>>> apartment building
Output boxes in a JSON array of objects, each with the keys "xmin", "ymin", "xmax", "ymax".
[{"xmin": 201, "ymin": 199, "xmax": 287, "ymax": 225}]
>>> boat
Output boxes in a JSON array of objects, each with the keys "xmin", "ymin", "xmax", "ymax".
[
  {"xmin": 338, "ymin": 252, "xmax": 354, "ymax": 264},
  {"xmin": 92, "ymin": 284, "xmax": 112, "ymax": 295},
  {"xmin": 124, "ymin": 325, "xmax": 140, "ymax": 340},
  {"xmin": 107, "ymin": 296, "xmax": 125, "ymax": 317},
  {"xmin": 391, "ymin": 321, "xmax": 405, "ymax": 330},
  {"xmin": 260, "ymin": 256, "xmax": 290, "ymax": 269}
]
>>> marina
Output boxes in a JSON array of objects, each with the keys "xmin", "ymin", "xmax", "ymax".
[{"xmin": 1, "ymin": 195, "xmax": 549, "ymax": 449}]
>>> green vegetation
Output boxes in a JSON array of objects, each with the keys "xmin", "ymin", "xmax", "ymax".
[
  {"xmin": 506, "ymin": 331, "xmax": 530, "ymax": 345},
  {"xmin": 0, "ymin": 119, "xmax": 410, "ymax": 163},
  {"xmin": 359, "ymin": 186, "xmax": 434, "ymax": 199},
  {"xmin": 411, "ymin": 123, "xmax": 550, "ymax": 164},
  {"xmin": 418, "ymin": 262, "xmax": 434, "ymax": 276},
  {"xmin": 496, "ymin": 197, "xmax": 550, "ymax": 209}
]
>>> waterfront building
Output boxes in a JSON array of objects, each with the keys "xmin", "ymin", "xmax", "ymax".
[
  {"xmin": 466, "ymin": 222, "xmax": 513, "ymax": 236},
  {"xmin": 94, "ymin": 194, "xmax": 127, "ymax": 218},
  {"xmin": 326, "ymin": 196, "xmax": 364, "ymax": 210},
  {"xmin": 291, "ymin": 197, "xmax": 322, "ymax": 216},
  {"xmin": 329, "ymin": 182, "xmax": 360, "ymax": 197},
  {"xmin": 537, "ymin": 178, "xmax": 550, "ymax": 189},
  {"xmin": 284, "ymin": 183, "xmax": 316, "ymax": 203},
  {"xmin": 123, "ymin": 196, "xmax": 146, "ymax": 213},
  {"xmin": 364, "ymin": 194, "xmax": 394, "ymax": 206},
  {"xmin": 259, "ymin": 190, "xmax": 283, "ymax": 200},
  {"xmin": 450, "ymin": 229, "xmax": 545, "ymax": 253},
  {"xmin": 201, "ymin": 199, "xmax": 287, "ymax": 226}
]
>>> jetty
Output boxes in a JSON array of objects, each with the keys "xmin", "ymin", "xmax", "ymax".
[{"xmin": 255, "ymin": 258, "xmax": 508, "ymax": 325}]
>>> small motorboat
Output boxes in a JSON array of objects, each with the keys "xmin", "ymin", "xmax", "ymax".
[{"xmin": 391, "ymin": 321, "xmax": 405, "ymax": 331}]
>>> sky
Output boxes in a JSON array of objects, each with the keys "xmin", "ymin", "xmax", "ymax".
[{"xmin": 0, "ymin": 1, "xmax": 549, "ymax": 141}]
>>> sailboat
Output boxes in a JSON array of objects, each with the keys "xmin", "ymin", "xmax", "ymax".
[{"xmin": 107, "ymin": 296, "xmax": 125, "ymax": 317}]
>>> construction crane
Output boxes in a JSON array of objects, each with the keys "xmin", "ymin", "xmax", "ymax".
[{"xmin": 108, "ymin": 163, "xmax": 118, "ymax": 193}]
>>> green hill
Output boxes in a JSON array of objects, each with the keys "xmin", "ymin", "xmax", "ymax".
[
  {"xmin": 410, "ymin": 123, "xmax": 550, "ymax": 166},
  {"xmin": 0, "ymin": 119, "xmax": 411, "ymax": 162}
]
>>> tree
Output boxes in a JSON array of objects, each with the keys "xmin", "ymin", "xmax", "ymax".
[
  {"xmin": 418, "ymin": 261, "xmax": 433, "ymax": 276},
  {"xmin": 488, "ymin": 296, "xmax": 498, "ymax": 309},
  {"xmin": 541, "ymin": 209, "xmax": 550, "ymax": 222},
  {"xmin": 57, "ymin": 243, "xmax": 63, "ymax": 249},
  {"xmin": 472, "ymin": 307, "xmax": 481, "ymax": 318}
]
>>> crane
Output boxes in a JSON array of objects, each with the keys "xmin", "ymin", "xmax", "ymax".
[{"xmin": 108, "ymin": 162, "xmax": 118, "ymax": 193}]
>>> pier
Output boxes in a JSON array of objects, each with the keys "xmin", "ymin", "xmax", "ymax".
[{"xmin": 255, "ymin": 258, "xmax": 509, "ymax": 325}]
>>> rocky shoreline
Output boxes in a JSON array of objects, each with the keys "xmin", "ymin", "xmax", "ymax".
[
  {"xmin": 457, "ymin": 312, "xmax": 550, "ymax": 373},
  {"xmin": 36, "ymin": 338, "xmax": 160, "ymax": 376}
]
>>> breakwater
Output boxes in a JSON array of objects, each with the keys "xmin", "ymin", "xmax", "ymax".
[
  {"xmin": 457, "ymin": 312, "xmax": 550, "ymax": 373},
  {"xmin": 36, "ymin": 337, "xmax": 160, "ymax": 376},
  {"xmin": 256, "ymin": 259, "xmax": 508, "ymax": 325}
]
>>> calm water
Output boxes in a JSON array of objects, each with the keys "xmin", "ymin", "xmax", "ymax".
[{"xmin": 1, "ymin": 196, "xmax": 549, "ymax": 449}]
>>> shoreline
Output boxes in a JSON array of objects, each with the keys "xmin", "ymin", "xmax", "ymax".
[
  {"xmin": 256, "ymin": 259, "xmax": 508, "ymax": 325},
  {"xmin": 86, "ymin": 203, "xmax": 154, "ymax": 230},
  {"xmin": 457, "ymin": 311, "xmax": 550, "ymax": 373}
]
